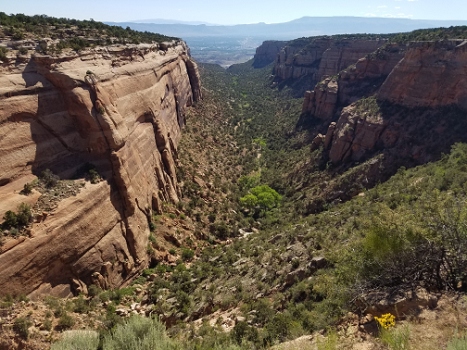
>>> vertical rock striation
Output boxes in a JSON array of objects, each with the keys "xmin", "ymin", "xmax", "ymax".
[
  {"xmin": 253, "ymin": 40, "xmax": 288, "ymax": 68},
  {"xmin": 324, "ymin": 40, "xmax": 467, "ymax": 165},
  {"xmin": 274, "ymin": 38, "xmax": 385, "ymax": 85},
  {"xmin": 0, "ymin": 41, "xmax": 201, "ymax": 296}
]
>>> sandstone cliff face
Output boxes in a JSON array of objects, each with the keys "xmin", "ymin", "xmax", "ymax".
[
  {"xmin": 378, "ymin": 40, "xmax": 467, "ymax": 109},
  {"xmin": 302, "ymin": 44, "xmax": 405, "ymax": 119},
  {"xmin": 324, "ymin": 40, "xmax": 467, "ymax": 165},
  {"xmin": 253, "ymin": 40, "xmax": 287, "ymax": 68},
  {"xmin": 0, "ymin": 41, "xmax": 201, "ymax": 297},
  {"xmin": 274, "ymin": 39, "xmax": 385, "ymax": 85},
  {"xmin": 327, "ymin": 103, "xmax": 387, "ymax": 164}
]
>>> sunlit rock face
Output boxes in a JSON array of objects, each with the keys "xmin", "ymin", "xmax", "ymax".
[{"xmin": 0, "ymin": 41, "xmax": 201, "ymax": 297}]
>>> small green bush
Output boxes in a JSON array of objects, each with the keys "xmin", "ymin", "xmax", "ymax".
[
  {"xmin": 57, "ymin": 312, "xmax": 75, "ymax": 330},
  {"xmin": 0, "ymin": 47, "xmax": 7, "ymax": 61},
  {"xmin": 87, "ymin": 284, "xmax": 102, "ymax": 298},
  {"xmin": 13, "ymin": 317, "xmax": 32, "ymax": 340},
  {"xmin": 51, "ymin": 330, "xmax": 99, "ymax": 350},
  {"xmin": 3, "ymin": 210, "xmax": 17, "ymax": 228},
  {"xmin": 16, "ymin": 203, "xmax": 32, "ymax": 227},
  {"xmin": 20, "ymin": 182, "xmax": 33, "ymax": 195},
  {"xmin": 379, "ymin": 325, "xmax": 410, "ymax": 350},
  {"xmin": 40, "ymin": 168, "xmax": 59, "ymax": 188},
  {"xmin": 181, "ymin": 248, "xmax": 195, "ymax": 262},
  {"xmin": 73, "ymin": 295, "xmax": 90, "ymax": 314},
  {"xmin": 2, "ymin": 203, "xmax": 32, "ymax": 230},
  {"xmin": 103, "ymin": 315, "xmax": 178, "ymax": 350},
  {"xmin": 18, "ymin": 46, "xmax": 28, "ymax": 55}
]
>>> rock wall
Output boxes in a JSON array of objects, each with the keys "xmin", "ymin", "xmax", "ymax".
[
  {"xmin": 274, "ymin": 38, "xmax": 385, "ymax": 85},
  {"xmin": 378, "ymin": 40, "xmax": 467, "ymax": 109},
  {"xmin": 323, "ymin": 40, "xmax": 467, "ymax": 164},
  {"xmin": 253, "ymin": 40, "xmax": 287, "ymax": 68},
  {"xmin": 0, "ymin": 41, "xmax": 201, "ymax": 297},
  {"xmin": 302, "ymin": 44, "xmax": 406, "ymax": 119}
]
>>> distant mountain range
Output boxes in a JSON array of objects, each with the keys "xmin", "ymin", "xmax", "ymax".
[
  {"xmin": 127, "ymin": 18, "xmax": 216, "ymax": 25},
  {"xmin": 107, "ymin": 16, "xmax": 467, "ymax": 40}
]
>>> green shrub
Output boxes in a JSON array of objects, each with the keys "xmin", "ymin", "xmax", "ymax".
[
  {"xmin": 3, "ymin": 210, "xmax": 17, "ymax": 228},
  {"xmin": 87, "ymin": 284, "xmax": 102, "ymax": 298},
  {"xmin": 447, "ymin": 333, "xmax": 467, "ymax": 350},
  {"xmin": 210, "ymin": 222, "xmax": 230, "ymax": 240},
  {"xmin": 51, "ymin": 330, "xmax": 99, "ymax": 350},
  {"xmin": 18, "ymin": 46, "xmax": 28, "ymax": 55},
  {"xmin": 40, "ymin": 168, "xmax": 59, "ymax": 188},
  {"xmin": 0, "ymin": 47, "xmax": 7, "ymax": 61},
  {"xmin": 2, "ymin": 203, "xmax": 33, "ymax": 230},
  {"xmin": 13, "ymin": 317, "xmax": 32, "ymax": 340},
  {"xmin": 57, "ymin": 312, "xmax": 75, "ymax": 330},
  {"xmin": 379, "ymin": 325, "xmax": 410, "ymax": 350},
  {"xmin": 73, "ymin": 295, "xmax": 90, "ymax": 314},
  {"xmin": 103, "ymin": 316, "xmax": 178, "ymax": 350},
  {"xmin": 181, "ymin": 248, "xmax": 194, "ymax": 262},
  {"xmin": 87, "ymin": 169, "xmax": 101, "ymax": 184},
  {"xmin": 20, "ymin": 182, "xmax": 33, "ymax": 195},
  {"xmin": 317, "ymin": 328, "xmax": 338, "ymax": 350},
  {"xmin": 16, "ymin": 203, "xmax": 32, "ymax": 227}
]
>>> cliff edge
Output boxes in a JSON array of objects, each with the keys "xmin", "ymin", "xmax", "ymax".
[{"xmin": 0, "ymin": 41, "xmax": 201, "ymax": 297}]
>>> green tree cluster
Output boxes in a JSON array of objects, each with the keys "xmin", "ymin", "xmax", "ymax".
[{"xmin": 240, "ymin": 185, "xmax": 282, "ymax": 213}]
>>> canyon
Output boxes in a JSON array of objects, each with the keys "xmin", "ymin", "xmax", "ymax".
[
  {"xmin": 0, "ymin": 40, "xmax": 201, "ymax": 297},
  {"xmin": 2, "ymin": 15, "xmax": 467, "ymax": 349}
]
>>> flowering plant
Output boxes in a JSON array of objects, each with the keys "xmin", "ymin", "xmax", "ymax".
[{"xmin": 374, "ymin": 313, "xmax": 396, "ymax": 329}]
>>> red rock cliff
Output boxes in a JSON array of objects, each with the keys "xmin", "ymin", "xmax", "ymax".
[
  {"xmin": 0, "ymin": 41, "xmax": 201, "ymax": 297},
  {"xmin": 378, "ymin": 40, "xmax": 467, "ymax": 109},
  {"xmin": 253, "ymin": 40, "xmax": 287, "ymax": 68},
  {"xmin": 274, "ymin": 38, "xmax": 385, "ymax": 84},
  {"xmin": 325, "ymin": 40, "xmax": 467, "ymax": 164},
  {"xmin": 302, "ymin": 44, "xmax": 405, "ymax": 119}
]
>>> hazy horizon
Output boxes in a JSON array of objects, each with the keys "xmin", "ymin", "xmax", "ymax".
[{"xmin": 2, "ymin": 0, "xmax": 466, "ymax": 25}]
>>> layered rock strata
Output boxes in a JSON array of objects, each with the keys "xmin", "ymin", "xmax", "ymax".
[
  {"xmin": 0, "ymin": 41, "xmax": 201, "ymax": 296},
  {"xmin": 253, "ymin": 40, "xmax": 287, "ymax": 68},
  {"xmin": 274, "ymin": 38, "xmax": 385, "ymax": 84},
  {"xmin": 324, "ymin": 40, "xmax": 467, "ymax": 164},
  {"xmin": 302, "ymin": 44, "xmax": 405, "ymax": 119},
  {"xmin": 378, "ymin": 40, "xmax": 467, "ymax": 109}
]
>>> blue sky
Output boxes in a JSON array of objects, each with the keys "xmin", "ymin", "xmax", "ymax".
[{"xmin": 2, "ymin": 0, "xmax": 466, "ymax": 24}]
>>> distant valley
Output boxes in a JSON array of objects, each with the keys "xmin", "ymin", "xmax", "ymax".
[{"xmin": 108, "ymin": 16, "xmax": 467, "ymax": 66}]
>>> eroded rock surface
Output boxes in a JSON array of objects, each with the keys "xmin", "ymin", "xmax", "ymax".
[
  {"xmin": 378, "ymin": 40, "xmax": 467, "ymax": 109},
  {"xmin": 302, "ymin": 44, "xmax": 406, "ymax": 119},
  {"xmin": 253, "ymin": 40, "xmax": 287, "ymax": 68},
  {"xmin": 324, "ymin": 40, "xmax": 467, "ymax": 165},
  {"xmin": 274, "ymin": 38, "xmax": 385, "ymax": 85},
  {"xmin": 0, "ymin": 41, "xmax": 201, "ymax": 296}
]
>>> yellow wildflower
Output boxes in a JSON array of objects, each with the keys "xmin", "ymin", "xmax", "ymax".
[{"xmin": 374, "ymin": 313, "xmax": 396, "ymax": 329}]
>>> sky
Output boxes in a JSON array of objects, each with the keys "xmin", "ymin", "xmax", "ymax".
[{"xmin": 2, "ymin": 0, "xmax": 467, "ymax": 25}]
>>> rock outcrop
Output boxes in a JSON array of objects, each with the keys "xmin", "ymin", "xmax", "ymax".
[
  {"xmin": 0, "ymin": 41, "xmax": 201, "ymax": 297},
  {"xmin": 253, "ymin": 40, "xmax": 287, "ymax": 68},
  {"xmin": 323, "ymin": 40, "xmax": 467, "ymax": 165},
  {"xmin": 302, "ymin": 44, "xmax": 406, "ymax": 119},
  {"xmin": 327, "ymin": 102, "xmax": 387, "ymax": 164},
  {"xmin": 378, "ymin": 40, "xmax": 467, "ymax": 109},
  {"xmin": 274, "ymin": 38, "xmax": 386, "ymax": 85}
]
